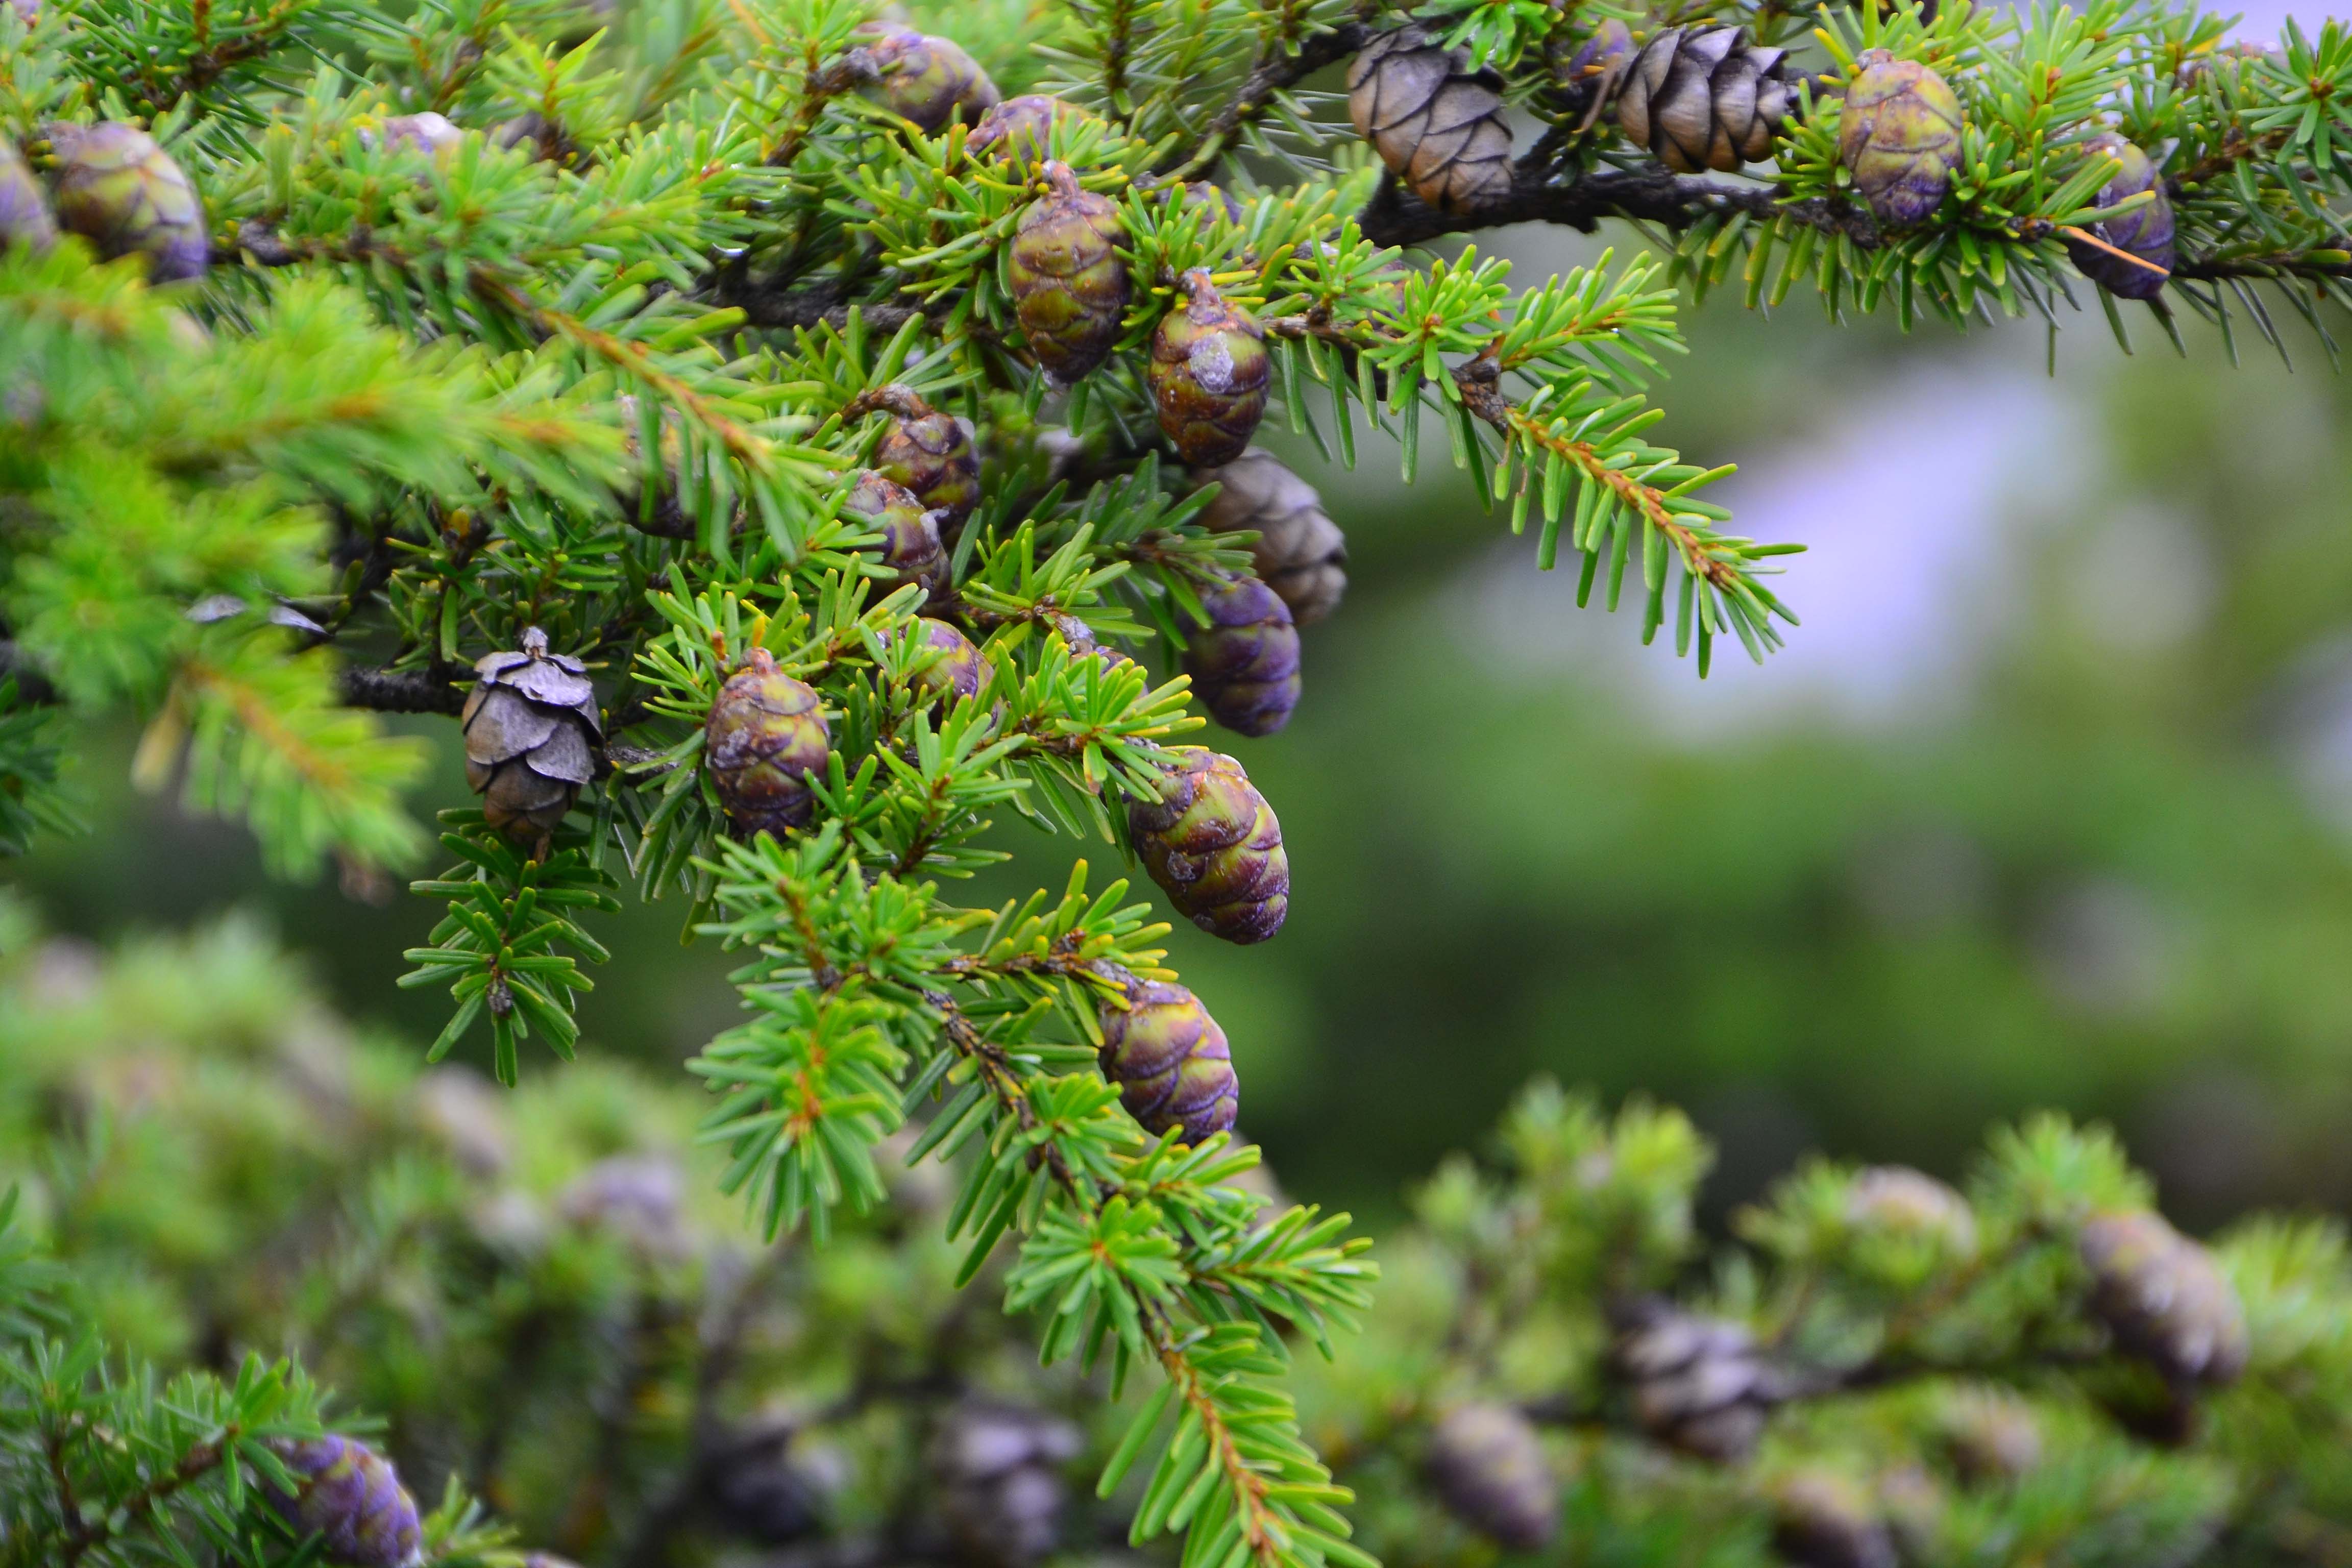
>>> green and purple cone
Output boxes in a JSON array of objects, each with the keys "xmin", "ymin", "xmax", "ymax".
[
  {"xmin": 1097, "ymin": 978, "xmax": 1238, "ymax": 1142},
  {"xmin": 0, "ymin": 136, "xmax": 54, "ymax": 253},
  {"xmin": 905, "ymin": 617, "xmax": 994, "ymax": 704},
  {"xmin": 265, "ymin": 1435, "xmax": 423, "ymax": 1568},
  {"xmin": 48, "ymin": 121, "xmax": 207, "ymax": 282},
  {"xmin": 1009, "ymin": 160, "xmax": 1131, "ymax": 385},
  {"xmin": 1836, "ymin": 52, "xmax": 1963, "ymax": 228},
  {"xmin": 854, "ymin": 22, "xmax": 1000, "ymax": 132},
  {"xmin": 1182, "ymin": 572, "xmax": 1300, "ymax": 737},
  {"xmin": 2079, "ymin": 1210, "xmax": 2248, "ymax": 1386},
  {"xmin": 705, "ymin": 648, "xmax": 831, "ymax": 838},
  {"xmin": 1128, "ymin": 747, "xmax": 1288, "ymax": 944},
  {"xmin": 874, "ymin": 405, "xmax": 982, "ymax": 537},
  {"xmin": 1425, "ymin": 1404, "xmax": 1557, "ymax": 1550},
  {"xmin": 462, "ymin": 626, "xmax": 602, "ymax": 843},
  {"xmin": 2063, "ymin": 132, "xmax": 2174, "ymax": 300},
  {"xmin": 844, "ymin": 469, "xmax": 946, "ymax": 596},
  {"xmin": 1149, "ymin": 271, "xmax": 1269, "ymax": 468},
  {"xmin": 967, "ymin": 94, "xmax": 1090, "ymax": 164}
]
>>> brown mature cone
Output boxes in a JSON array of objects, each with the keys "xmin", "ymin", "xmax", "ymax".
[
  {"xmin": 843, "ymin": 469, "xmax": 946, "ymax": 597},
  {"xmin": 1189, "ymin": 450, "xmax": 1347, "ymax": 624},
  {"xmin": 854, "ymin": 22, "xmax": 1000, "ymax": 132},
  {"xmin": 1425, "ymin": 1404, "xmax": 1557, "ymax": 1550},
  {"xmin": 1613, "ymin": 1300, "xmax": 1781, "ymax": 1460},
  {"xmin": 874, "ymin": 402, "xmax": 982, "ymax": 537},
  {"xmin": 1128, "ymin": 747, "xmax": 1288, "ymax": 944},
  {"xmin": 1346, "ymin": 24, "xmax": 1513, "ymax": 214},
  {"xmin": 704, "ymin": 648, "xmax": 831, "ymax": 838},
  {"xmin": 1771, "ymin": 1471, "xmax": 1899, "ymax": 1568},
  {"xmin": 1097, "ymin": 978, "xmax": 1238, "ymax": 1142},
  {"xmin": 2079, "ymin": 1210, "xmax": 2249, "ymax": 1386},
  {"xmin": 1617, "ymin": 27, "xmax": 1793, "ymax": 174},
  {"xmin": 1182, "ymin": 572, "xmax": 1300, "ymax": 737},
  {"xmin": 1149, "ymin": 272, "xmax": 1269, "ymax": 468},
  {"xmin": 1008, "ymin": 161, "xmax": 1131, "ymax": 385},
  {"xmin": 462, "ymin": 626, "xmax": 601, "ymax": 844}
]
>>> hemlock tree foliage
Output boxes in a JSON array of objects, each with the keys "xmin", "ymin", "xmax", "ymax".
[
  {"xmin": 11, "ymin": 901, "xmax": 2352, "ymax": 1568},
  {"xmin": 4, "ymin": 0, "xmax": 2352, "ymax": 1560}
]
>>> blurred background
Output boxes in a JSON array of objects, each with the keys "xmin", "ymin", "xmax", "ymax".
[{"xmin": 18, "ymin": 96, "xmax": 2352, "ymax": 1238}]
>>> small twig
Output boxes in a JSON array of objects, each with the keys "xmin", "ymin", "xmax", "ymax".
[
  {"xmin": 336, "ymin": 663, "xmax": 468, "ymax": 716},
  {"xmin": 1356, "ymin": 158, "xmax": 1875, "ymax": 251},
  {"xmin": 1163, "ymin": 22, "xmax": 1374, "ymax": 181},
  {"xmin": 56, "ymin": 1429, "xmax": 232, "ymax": 1566}
]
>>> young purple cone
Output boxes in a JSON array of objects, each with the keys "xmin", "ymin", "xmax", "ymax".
[
  {"xmin": 844, "ymin": 469, "xmax": 946, "ymax": 596},
  {"xmin": 1149, "ymin": 271, "xmax": 1269, "ymax": 468},
  {"xmin": 1170, "ymin": 180, "xmax": 1244, "ymax": 224},
  {"xmin": 905, "ymin": 617, "xmax": 993, "ymax": 704},
  {"xmin": 1616, "ymin": 27, "xmax": 1793, "ymax": 173},
  {"xmin": 2063, "ymin": 132, "xmax": 2174, "ymax": 300},
  {"xmin": 1098, "ymin": 979, "xmax": 1238, "ymax": 1142},
  {"xmin": 1551, "ymin": 19, "xmax": 1635, "ymax": 131},
  {"xmin": 1128, "ymin": 747, "xmax": 1288, "ymax": 944},
  {"xmin": 1937, "ymin": 1387, "xmax": 2043, "ymax": 1485},
  {"xmin": 48, "ymin": 121, "xmax": 207, "ymax": 282},
  {"xmin": 1847, "ymin": 1165, "xmax": 1977, "ymax": 1257},
  {"xmin": 968, "ymin": 94, "xmax": 1091, "ymax": 164},
  {"xmin": 1191, "ymin": 449, "xmax": 1348, "ymax": 624},
  {"xmin": 374, "ymin": 112, "xmax": 461, "ymax": 156},
  {"xmin": 0, "ymin": 136, "xmax": 55, "ymax": 253},
  {"xmin": 854, "ymin": 22, "xmax": 1000, "ymax": 132},
  {"xmin": 1426, "ymin": 1404, "xmax": 1557, "ymax": 1550},
  {"xmin": 265, "ymin": 1435, "xmax": 423, "ymax": 1568},
  {"xmin": 1771, "ymin": 1470, "xmax": 1899, "ymax": 1568},
  {"xmin": 874, "ymin": 402, "xmax": 982, "ymax": 537},
  {"xmin": 1009, "ymin": 161, "xmax": 1131, "ymax": 385},
  {"xmin": 1346, "ymin": 24, "xmax": 1513, "ymax": 214},
  {"xmin": 1837, "ymin": 52, "xmax": 1963, "ymax": 227},
  {"xmin": 462, "ymin": 626, "xmax": 602, "ymax": 844},
  {"xmin": 705, "ymin": 648, "xmax": 831, "ymax": 838},
  {"xmin": 2079, "ymin": 1210, "xmax": 2248, "ymax": 1386},
  {"xmin": 1182, "ymin": 572, "xmax": 1300, "ymax": 738}
]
